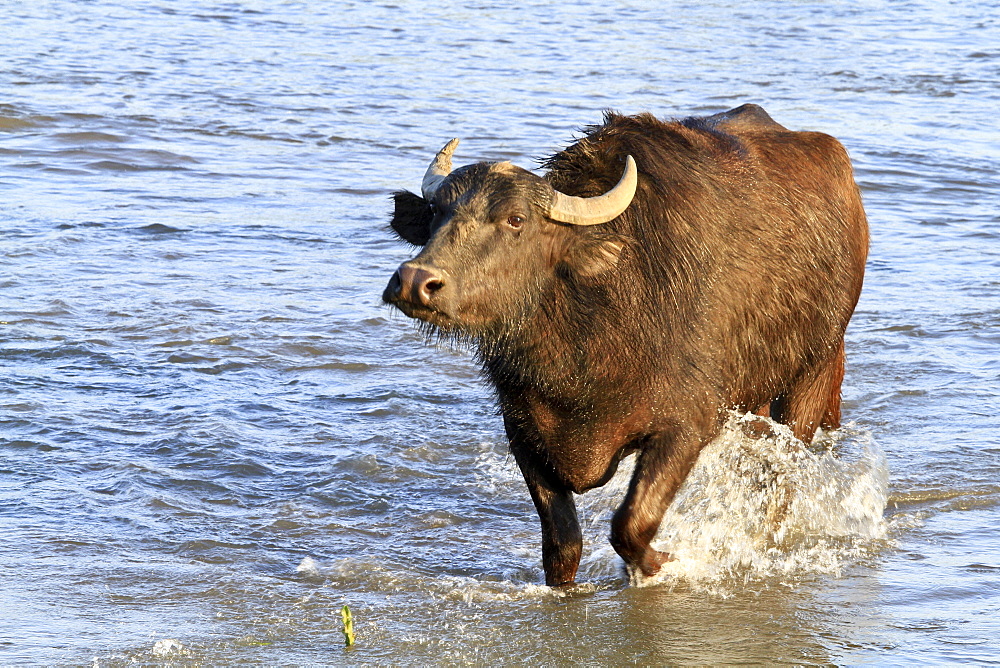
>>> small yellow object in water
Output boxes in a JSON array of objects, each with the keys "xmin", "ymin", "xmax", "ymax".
[{"xmin": 341, "ymin": 605, "xmax": 355, "ymax": 647}]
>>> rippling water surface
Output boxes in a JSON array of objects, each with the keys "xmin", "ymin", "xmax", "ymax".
[{"xmin": 2, "ymin": 1, "xmax": 999, "ymax": 664}]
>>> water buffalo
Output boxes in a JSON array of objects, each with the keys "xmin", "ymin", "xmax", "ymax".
[{"xmin": 382, "ymin": 104, "xmax": 868, "ymax": 586}]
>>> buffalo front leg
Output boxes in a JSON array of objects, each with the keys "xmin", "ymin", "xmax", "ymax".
[
  {"xmin": 524, "ymin": 469, "xmax": 583, "ymax": 587},
  {"xmin": 507, "ymin": 436, "xmax": 582, "ymax": 586},
  {"xmin": 610, "ymin": 430, "xmax": 704, "ymax": 579}
]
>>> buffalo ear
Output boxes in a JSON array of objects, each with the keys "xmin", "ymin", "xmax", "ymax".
[
  {"xmin": 565, "ymin": 235, "xmax": 626, "ymax": 278},
  {"xmin": 390, "ymin": 190, "xmax": 433, "ymax": 246}
]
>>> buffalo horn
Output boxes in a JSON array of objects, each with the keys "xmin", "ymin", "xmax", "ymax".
[
  {"xmin": 421, "ymin": 138, "xmax": 460, "ymax": 200},
  {"xmin": 547, "ymin": 155, "xmax": 638, "ymax": 225}
]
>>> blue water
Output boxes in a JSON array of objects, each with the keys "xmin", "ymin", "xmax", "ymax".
[{"xmin": 2, "ymin": 1, "xmax": 999, "ymax": 664}]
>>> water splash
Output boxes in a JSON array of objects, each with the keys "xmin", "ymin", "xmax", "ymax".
[
  {"xmin": 302, "ymin": 555, "xmax": 577, "ymax": 603},
  {"xmin": 578, "ymin": 412, "xmax": 889, "ymax": 591}
]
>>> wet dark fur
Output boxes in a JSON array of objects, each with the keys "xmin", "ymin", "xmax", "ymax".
[{"xmin": 385, "ymin": 104, "xmax": 869, "ymax": 586}]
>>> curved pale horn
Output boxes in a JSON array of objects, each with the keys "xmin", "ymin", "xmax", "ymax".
[
  {"xmin": 547, "ymin": 155, "xmax": 638, "ymax": 225},
  {"xmin": 421, "ymin": 138, "xmax": 460, "ymax": 200}
]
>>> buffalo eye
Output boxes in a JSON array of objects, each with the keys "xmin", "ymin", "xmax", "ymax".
[{"xmin": 505, "ymin": 215, "xmax": 525, "ymax": 230}]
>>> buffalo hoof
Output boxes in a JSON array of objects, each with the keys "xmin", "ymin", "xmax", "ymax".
[
  {"xmin": 624, "ymin": 549, "xmax": 674, "ymax": 586},
  {"xmin": 625, "ymin": 550, "xmax": 674, "ymax": 587},
  {"xmin": 643, "ymin": 548, "xmax": 673, "ymax": 575}
]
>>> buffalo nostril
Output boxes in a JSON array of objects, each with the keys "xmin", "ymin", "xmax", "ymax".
[
  {"xmin": 417, "ymin": 276, "xmax": 445, "ymax": 305},
  {"xmin": 395, "ymin": 264, "xmax": 446, "ymax": 308}
]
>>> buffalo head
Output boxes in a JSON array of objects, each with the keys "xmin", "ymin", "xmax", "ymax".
[{"xmin": 383, "ymin": 140, "xmax": 637, "ymax": 332}]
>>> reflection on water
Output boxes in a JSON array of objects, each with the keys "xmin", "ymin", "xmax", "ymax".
[{"xmin": 2, "ymin": 0, "xmax": 999, "ymax": 664}]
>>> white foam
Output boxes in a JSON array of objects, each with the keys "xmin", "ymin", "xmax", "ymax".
[
  {"xmin": 578, "ymin": 412, "xmax": 889, "ymax": 591},
  {"xmin": 151, "ymin": 638, "xmax": 184, "ymax": 657},
  {"xmin": 295, "ymin": 556, "xmax": 322, "ymax": 578}
]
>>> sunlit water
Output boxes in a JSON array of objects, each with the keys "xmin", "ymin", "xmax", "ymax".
[{"xmin": 2, "ymin": 1, "xmax": 999, "ymax": 664}]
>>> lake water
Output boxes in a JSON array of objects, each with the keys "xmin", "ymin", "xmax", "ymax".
[{"xmin": 2, "ymin": 0, "xmax": 998, "ymax": 664}]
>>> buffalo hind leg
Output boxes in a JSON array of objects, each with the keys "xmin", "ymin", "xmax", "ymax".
[
  {"xmin": 610, "ymin": 429, "xmax": 704, "ymax": 580},
  {"xmin": 771, "ymin": 341, "xmax": 846, "ymax": 443}
]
